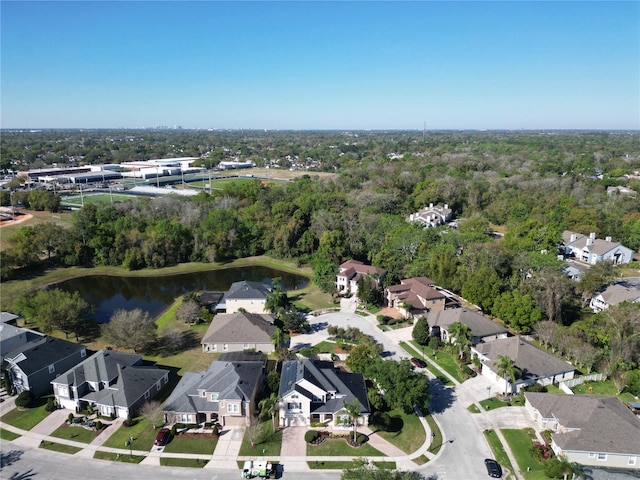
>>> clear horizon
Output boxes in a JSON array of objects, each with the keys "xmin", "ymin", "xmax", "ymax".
[{"xmin": 1, "ymin": 1, "xmax": 639, "ymax": 130}]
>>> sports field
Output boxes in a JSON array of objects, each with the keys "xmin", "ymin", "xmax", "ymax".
[{"xmin": 61, "ymin": 192, "xmax": 139, "ymax": 206}]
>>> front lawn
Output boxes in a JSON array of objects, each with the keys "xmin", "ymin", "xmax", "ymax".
[
  {"xmin": 306, "ymin": 436, "xmax": 384, "ymax": 456},
  {"xmin": 160, "ymin": 457, "xmax": 208, "ymax": 468},
  {"xmin": 1, "ymin": 400, "xmax": 51, "ymax": 431},
  {"xmin": 483, "ymin": 429, "xmax": 516, "ymax": 480},
  {"xmin": 374, "ymin": 408, "xmax": 426, "ymax": 454},
  {"xmin": 238, "ymin": 420, "xmax": 282, "ymax": 456},
  {"xmin": 501, "ymin": 428, "xmax": 548, "ymax": 480},
  {"xmin": 0, "ymin": 428, "xmax": 20, "ymax": 441},
  {"xmin": 102, "ymin": 418, "xmax": 157, "ymax": 450},
  {"xmin": 50, "ymin": 423, "xmax": 102, "ymax": 444},
  {"xmin": 308, "ymin": 460, "xmax": 362, "ymax": 469},
  {"xmin": 163, "ymin": 434, "xmax": 218, "ymax": 454},
  {"xmin": 426, "ymin": 415, "xmax": 443, "ymax": 455},
  {"xmin": 480, "ymin": 397, "xmax": 509, "ymax": 411},
  {"xmin": 39, "ymin": 440, "xmax": 83, "ymax": 455},
  {"xmin": 93, "ymin": 451, "xmax": 144, "ymax": 463}
]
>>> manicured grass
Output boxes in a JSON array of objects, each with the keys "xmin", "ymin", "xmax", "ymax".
[
  {"xmin": 0, "ymin": 209, "xmax": 74, "ymax": 251},
  {"xmin": 39, "ymin": 440, "xmax": 82, "ymax": 455},
  {"xmin": 483, "ymin": 429, "xmax": 517, "ymax": 480},
  {"xmin": 480, "ymin": 397, "xmax": 509, "ymax": 411},
  {"xmin": 160, "ymin": 457, "xmax": 208, "ymax": 468},
  {"xmin": 50, "ymin": 423, "xmax": 101, "ymax": 444},
  {"xmin": 545, "ymin": 384, "xmax": 564, "ymax": 394},
  {"xmin": 163, "ymin": 434, "xmax": 218, "ymax": 454},
  {"xmin": 572, "ymin": 380, "xmax": 636, "ymax": 403},
  {"xmin": 61, "ymin": 193, "xmax": 137, "ymax": 206},
  {"xmin": 308, "ymin": 460, "xmax": 361, "ymax": 469},
  {"xmin": 406, "ymin": 341, "xmax": 455, "ymax": 385},
  {"xmin": 306, "ymin": 437, "xmax": 384, "ymax": 456},
  {"xmin": 467, "ymin": 404, "xmax": 481, "ymax": 413},
  {"xmin": 428, "ymin": 349, "xmax": 468, "ymax": 384},
  {"xmin": 426, "ymin": 415, "xmax": 443, "ymax": 455},
  {"xmin": 413, "ymin": 454, "xmax": 430, "ymax": 465},
  {"xmin": 305, "ymin": 340, "xmax": 337, "ymax": 354},
  {"xmin": 501, "ymin": 428, "xmax": 548, "ymax": 480},
  {"xmin": 102, "ymin": 418, "xmax": 157, "ymax": 450},
  {"xmin": 0, "ymin": 428, "xmax": 20, "ymax": 441},
  {"xmin": 1, "ymin": 401, "xmax": 51, "ymax": 431},
  {"xmin": 238, "ymin": 420, "xmax": 282, "ymax": 457},
  {"xmin": 93, "ymin": 451, "xmax": 145, "ymax": 463},
  {"xmin": 375, "ymin": 408, "xmax": 426, "ymax": 454},
  {"xmin": 155, "ymin": 297, "xmax": 184, "ymax": 332}
]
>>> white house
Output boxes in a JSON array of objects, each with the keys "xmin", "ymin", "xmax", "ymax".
[
  {"xmin": 562, "ymin": 231, "xmax": 634, "ymax": 265},
  {"xmin": 336, "ymin": 260, "xmax": 386, "ymax": 296},
  {"xmin": 407, "ymin": 203, "xmax": 453, "ymax": 228},
  {"xmin": 220, "ymin": 280, "xmax": 271, "ymax": 314},
  {"xmin": 277, "ymin": 359, "xmax": 370, "ymax": 428},
  {"xmin": 589, "ymin": 283, "xmax": 640, "ymax": 312}
]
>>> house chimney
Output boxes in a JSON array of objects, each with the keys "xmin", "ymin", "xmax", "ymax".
[
  {"xmin": 605, "ymin": 236, "xmax": 612, "ymax": 242},
  {"xmin": 589, "ymin": 232, "xmax": 596, "ymax": 240},
  {"xmin": 409, "ymin": 214, "xmax": 414, "ymax": 221},
  {"xmin": 429, "ymin": 203, "xmax": 434, "ymax": 208},
  {"xmin": 587, "ymin": 237, "xmax": 593, "ymax": 246},
  {"xmin": 570, "ymin": 233, "xmax": 577, "ymax": 242},
  {"xmin": 444, "ymin": 204, "xmax": 448, "ymax": 210}
]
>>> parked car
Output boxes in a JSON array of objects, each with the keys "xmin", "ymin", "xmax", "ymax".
[
  {"xmin": 410, "ymin": 357, "xmax": 426, "ymax": 368},
  {"xmin": 154, "ymin": 427, "xmax": 171, "ymax": 446},
  {"xmin": 484, "ymin": 458, "xmax": 502, "ymax": 478}
]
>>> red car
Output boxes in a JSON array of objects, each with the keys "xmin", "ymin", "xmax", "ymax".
[
  {"xmin": 154, "ymin": 428, "xmax": 171, "ymax": 446},
  {"xmin": 410, "ymin": 357, "xmax": 426, "ymax": 368}
]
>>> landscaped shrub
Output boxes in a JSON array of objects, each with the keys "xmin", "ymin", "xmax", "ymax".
[
  {"xmin": 123, "ymin": 415, "xmax": 136, "ymax": 427},
  {"xmin": 95, "ymin": 420, "xmax": 104, "ymax": 431},
  {"xmin": 45, "ymin": 397, "xmax": 57, "ymax": 412},
  {"xmin": 68, "ymin": 413, "xmax": 75, "ymax": 423},
  {"xmin": 15, "ymin": 391, "xmax": 34, "ymax": 408},
  {"xmin": 356, "ymin": 433, "xmax": 367, "ymax": 444},
  {"xmin": 171, "ymin": 424, "xmax": 178, "ymax": 436},
  {"xmin": 305, "ymin": 430, "xmax": 320, "ymax": 443},
  {"xmin": 525, "ymin": 383, "xmax": 548, "ymax": 393},
  {"xmin": 299, "ymin": 347, "xmax": 313, "ymax": 358},
  {"xmin": 370, "ymin": 411, "xmax": 392, "ymax": 431}
]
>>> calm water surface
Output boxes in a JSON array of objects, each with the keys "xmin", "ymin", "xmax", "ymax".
[{"xmin": 57, "ymin": 266, "xmax": 308, "ymax": 323}]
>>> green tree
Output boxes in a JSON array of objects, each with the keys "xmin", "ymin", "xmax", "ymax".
[
  {"xmin": 258, "ymin": 393, "xmax": 279, "ymax": 432},
  {"xmin": 492, "ymin": 290, "xmax": 541, "ymax": 334},
  {"xmin": 461, "ymin": 266, "xmax": 502, "ymax": 312},
  {"xmin": 412, "ymin": 317, "xmax": 430, "ymax": 346},
  {"xmin": 575, "ymin": 260, "xmax": 616, "ymax": 308},
  {"xmin": 102, "ymin": 308, "xmax": 157, "ymax": 353},
  {"xmin": 447, "ymin": 322, "xmax": 472, "ymax": 359},
  {"xmin": 496, "ymin": 355, "xmax": 519, "ymax": 396},
  {"xmin": 343, "ymin": 398, "xmax": 361, "ymax": 443},
  {"xmin": 271, "ymin": 327, "xmax": 290, "ymax": 349}
]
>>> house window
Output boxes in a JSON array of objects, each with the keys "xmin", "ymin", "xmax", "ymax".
[
  {"xmin": 156, "ymin": 381, "xmax": 161, "ymax": 391},
  {"xmin": 80, "ymin": 349, "xmax": 87, "ymax": 358},
  {"xmin": 144, "ymin": 390, "xmax": 150, "ymax": 399},
  {"xmin": 228, "ymin": 403, "xmax": 239, "ymax": 413},
  {"xmin": 211, "ymin": 344, "xmax": 217, "ymax": 352},
  {"xmin": 210, "ymin": 393, "xmax": 218, "ymax": 401},
  {"xmin": 181, "ymin": 414, "xmax": 190, "ymax": 422},
  {"xmin": 287, "ymin": 402, "xmax": 302, "ymax": 411},
  {"xmin": 311, "ymin": 395, "xmax": 323, "ymax": 402},
  {"xmin": 48, "ymin": 364, "xmax": 55, "ymax": 374},
  {"xmin": 201, "ymin": 391, "xmax": 206, "ymax": 397},
  {"xmin": 588, "ymin": 453, "xmax": 596, "ymax": 458},
  {"xmin": 629, "ymin": 456, "xmax": 637, "ymax": 466},
  {"xmin": 244, "ymin": 343, "xmax": 250, "ymax": 348},
  {"xmin": 223, "ymin": 344, "xmax": 228, "ymax": 351},
  {"xmin": 597, "ymin": 453, "xmax": 607, "ymax": 461}
]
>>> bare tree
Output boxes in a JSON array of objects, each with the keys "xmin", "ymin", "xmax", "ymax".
[
  {"xmin": 247, "ymin": 416, "xmax": 264, "ymax": 448},
  {"xmin": 176, "ymin": 299, "xmax": 200, "ymax": 325},
  {"xmin": 140, "ymin": 400, "xmax": 164, "ymax": 429},
  {"xmin": 102, "ymin": 308, "xmax": 157, "ymax": 353},
  {"xmin": 613, "ymin": 370, "xmax": 630, "ymax": 395}
]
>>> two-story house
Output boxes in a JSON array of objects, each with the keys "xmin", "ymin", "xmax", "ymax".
[
  {"xmin": 589, "ymin": 283, "xmax": 640, "ymax": 313},
  {"xmin": 335, "ymin": 260, "xmax": 386, "ymax": 296},
  {"xmin": 278, "ymin": 359, "xmax": 370, "ymax": 428},
  {"xmin": 201, "ymin": 312, "xmax": 276, "ymax": 354},
  {"xmin": 407, "ymin": 203, "xmax": 453, "ymax": 228},
  {"xmin": 385, "ymin": 277, "xmax": 446, "ymax": 318},
  {"xmin": 562, "ymin": 231, "xmax": 634, "ymax": 265},
  {"xmin": 163, "ymin": 358, "xmax": 265, "ymax": 427},
  {"xmin": 51, "ymin": 350, "xmax": 169, "ymax": 419},
  {"xmin": 220, "ymin": 280, "xmax": 272, "ymax": 314},
  {"xmin": 4, "ymin": 336, "xmax": 88, "ymax": 397}
]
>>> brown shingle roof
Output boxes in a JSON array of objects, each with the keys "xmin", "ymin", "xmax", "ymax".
[{"xmin": 201, "ymin": 312, "xmax": 276, "ymax": 345}]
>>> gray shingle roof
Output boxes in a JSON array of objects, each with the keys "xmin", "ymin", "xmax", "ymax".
[
  {"xmin": 5, "ymin": 336, "xmax": 85, "ymax": 375},
  {"xmin": 599, "ymin": 284, "xmax": 640, "ymax": 306},
  {"xmin": 474, "ymin": 337, "xmax": 575, "ymax": 380},
  {"xmin": 223, "ymin": 281, "xmax": 271, "ymax": 301},
  {"xmin": 279, "ymin": 360, "xmax": 370, "ymax": 415},
  {"xmin": 201, "ymin": 312, "xmax": 276, "ymax": 345},
  {"xmin": 525, "ymin": 393, "xmax": 640, "ymax": 455},
  {"xmin": 428, "ymin": 308, "xmax": 507, "ymax": 339},
  {"xmin": 163, "ymin": 361, "xmax": 263, "ymax": 415}
]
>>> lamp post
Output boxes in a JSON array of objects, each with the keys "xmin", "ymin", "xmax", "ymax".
[
  {"xmin": 125, "ymin": 436, "xmax": 134, "ymax": 458},
  {"xmin": 487, "ymin": 385, "xmax": 492, "ymax": 399}
]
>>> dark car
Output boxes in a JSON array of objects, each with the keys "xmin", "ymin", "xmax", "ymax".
[
  {"xmin": 410, "ymin": 357, "xmax": 426, "ymax": 368},
  {"xmin": 154, "ymin": 428, "xmax": 171, "ymax": 446},
  {"xmin": 484, "ymin": 459, "xmax": 502, "ymax": 478}
]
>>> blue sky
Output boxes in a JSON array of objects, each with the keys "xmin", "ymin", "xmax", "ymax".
[{"xmin": 1, "ymin": 1, "xmax": 638, "ymax": 130}]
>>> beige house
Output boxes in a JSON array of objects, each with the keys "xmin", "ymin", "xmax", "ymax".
[
  {"xmin": 589, "ymin": 283, "xmax": 640, "ymax": 312},
  {"xmin": 201, "ymin": 312, "xmax": 276, "ymax": 354},
  {"xmin": 385, "ymin": 277, "xmax": 446, "ymax": 318},
  {"xmin": 427, "ymin": 308, "xmax": 508, "ymax": 345},
  {"xmin": 525, "ymin": 393, "xmax": 640, "ymax": 469},
  {"xmin": 221, "ymin": 280, "xmax": 271, "ymax": 314},
  {"xmin": 163, "ymin": 357, "xmax": 265, "ymax": 427},
  {"xmin": 336, "ymin": 260, "xmax": 386, "ymax": 296}
]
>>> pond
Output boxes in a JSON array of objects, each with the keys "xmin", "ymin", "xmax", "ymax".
[{"xmin": 56, "ymin": 266, "xmax": 308, "ymax": 323}]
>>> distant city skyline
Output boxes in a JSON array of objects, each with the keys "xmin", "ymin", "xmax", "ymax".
[{"xmin": 1, "ymin": 1, "xmax": 638, "ymax": 130}]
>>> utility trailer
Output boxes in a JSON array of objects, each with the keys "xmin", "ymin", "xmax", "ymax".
[{"xmin": 241, "ymin": 460, "xmax": 273, "ymax": 478}]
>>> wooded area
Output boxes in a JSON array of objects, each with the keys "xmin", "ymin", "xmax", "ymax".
[{"xmin": 2, "ymin": 129, "xmax": 640, "ymax": 394}]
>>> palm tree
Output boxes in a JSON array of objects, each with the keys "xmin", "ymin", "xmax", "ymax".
[
  {"xmin": 448, "ymin": 322, "xmax": 472, "ymax": 360},
  {"xmin": 270, "ymin": 327, "xmax": 290, "ymax": 350},
  {"xmin": 343, "ymin": 398, "xmax": 361, "ymax": 443},
  {"xmin": 258, "ymin": 393, "xmax": 280, "ymax": 433},
  {"xmin": 496, "ymin": 355, "xmax": 520, "ymax": 397}
]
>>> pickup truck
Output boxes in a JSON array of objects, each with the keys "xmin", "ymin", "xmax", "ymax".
[{"xmin": 241, "ymin": 460, "xmax": 273, "ymax": 478}]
